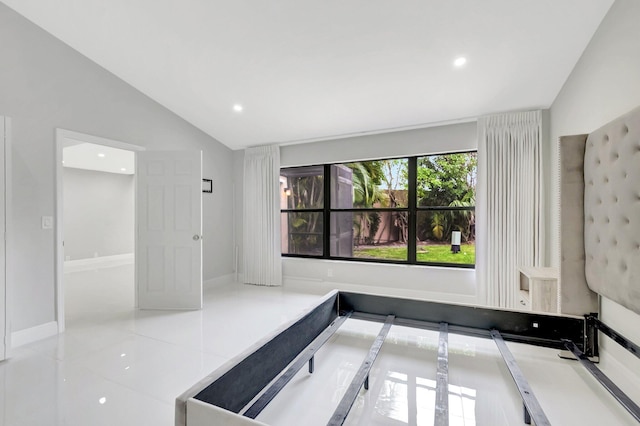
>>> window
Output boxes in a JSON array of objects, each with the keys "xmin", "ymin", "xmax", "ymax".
[
  {"xmin": 280, "ymin": 152, "xmax": 476, "ymax": 267},
  {"xmin": 280, "ymin": 166, "xmax": 324, "ymax": 256},
  {"xmin": 415, "ymin": 153, "xmax": 476, "ymax": 266},
  {"xmin": 329, "ymin": 159, "xmax": 409, "ymax": 262}
]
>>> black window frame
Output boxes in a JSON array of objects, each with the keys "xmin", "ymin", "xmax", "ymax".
[
  {"xmin": 279, "ymin": 165, "xmax": 325, "ymax": 258},
  {"xmin": 280, "ymin": 151, "xmax": 476, "ymax": 268}
]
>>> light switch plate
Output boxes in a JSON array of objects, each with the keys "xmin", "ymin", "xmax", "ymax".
[{"xmin": 42, "ymin": 216, "xmax": 53, "ymax": 229}]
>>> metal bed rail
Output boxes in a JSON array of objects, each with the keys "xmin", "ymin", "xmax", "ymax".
[
  {"xmin": 435, "ymin": 322, "xmax": 449, "ymax": 426},
  {"xmin": 563, "ymin": 337, "xmax": 640, "ymax": 422},
  {"xmin": 327, "ymin": 315, "xmax": 395, "ymax": 426},
  {"xmin": 243, "ymin": 312, "xmax": 353, "ymax": 419}
]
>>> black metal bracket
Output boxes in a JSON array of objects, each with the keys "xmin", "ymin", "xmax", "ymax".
[{"xmin": 584, "ymin": 313, "xmax": 599, "ymax": 358}]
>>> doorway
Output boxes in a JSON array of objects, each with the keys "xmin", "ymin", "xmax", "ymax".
[{"xmin": 55, "ymin": 129, "xmax": 144, "ymax": 333}]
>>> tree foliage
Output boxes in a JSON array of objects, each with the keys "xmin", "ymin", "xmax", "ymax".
[
  {"xmin": 285, "ymin": 169, "xmax": 324, "ymax": 254},
  {"xmin": 349, "ymin": 161, "xmax": 386, "ymax": 208},
  {"xmin": 416, "ymin": 153, "xmax": 477, "ymax": 242},
  {"xmin": 347, "ymin": 161, "xmax": 386, "ymax": 245},
  {"xmin": 416, "ymin": 153, "xmax": 476, "ymax": 207},
  {"xmin": 379, "ymin": 159, "xmax": 408, "ymax": 242}
]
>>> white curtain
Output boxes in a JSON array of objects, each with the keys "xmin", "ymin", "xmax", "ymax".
[
  {"xmin": 476, "ymin": 111, "xmax": 544, "ymax": 308},
  {"xmin": 243, "ymin": 145, "xmax": 282, "ymax": 286}
]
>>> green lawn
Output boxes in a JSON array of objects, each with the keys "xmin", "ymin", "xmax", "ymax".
[{"xmin": 354, "ymin": 243, "xmax": 475, "ymax": 265}]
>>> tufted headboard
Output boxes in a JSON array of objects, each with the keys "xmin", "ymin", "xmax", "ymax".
[{"xmin": 582, "ymin": 106, "xmax": 640, "ymax": 315}]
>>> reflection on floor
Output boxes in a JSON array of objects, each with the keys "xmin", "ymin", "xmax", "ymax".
[{"xmin": 0, "ymin": 263, "xmax": 637, "ymax": 425}]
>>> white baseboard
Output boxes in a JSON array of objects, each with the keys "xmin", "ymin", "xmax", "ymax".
[
  {"xmin": 204, "ymin": 273, "xmax": 236, "ymax": 290},
  {"xmin": 11, "ymin": 321, "xmax": 58, "ymax": 348},
  {"xmin": 64, "ymin": 253, "xmax": 134, "ymax": 272}
]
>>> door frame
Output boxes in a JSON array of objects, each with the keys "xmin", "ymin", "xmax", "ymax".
[
  {"xmin": 54, "ymin": 129, "xmax": 144, "ymax": 333},
  {"xmin": 1, "ymin": 117, "xmax": 12, "ymax": 359}
]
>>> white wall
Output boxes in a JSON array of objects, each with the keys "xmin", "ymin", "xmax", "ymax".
[
  {"xmin": 281, "ymin": 121, "xmax": 476, "ymax": 166},
  {"xmin": 236, "ymin": 121, "xmax": 478, "ymax": 303},
  {"xmin": 63, "ymin": 168, "xmax": 134, "ymax": 260},
  {"xmin": 0, "ymin": 3, "xmax": 235, "ymax": 333},
  {"xmin": 549, "ymin": 0, "xmax": 640, "ymax": 402}
]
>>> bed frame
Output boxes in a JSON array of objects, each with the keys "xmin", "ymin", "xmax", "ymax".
[
  {"xmin": 177, "ymin": 106, "xmax": 640, "ymax": 425},
  {"xmin": 175, "ymin": 289, "xmax": 638, "ymax": 426}
]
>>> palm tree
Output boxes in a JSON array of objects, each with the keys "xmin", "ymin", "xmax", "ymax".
[
  {"xmin": 349, "ymin": 163, "xmax": 387, "ymax": 245},
  {"xmin": 448, "ymin": 192, "xmax": 475, "ymax": 242},
  {"xmin": 431, "ymin": 213, "xmax": 446, "ymax": 240},
  {"xmin": 288, "ymin": 174, "xmax": 324, "ymax": 254}
]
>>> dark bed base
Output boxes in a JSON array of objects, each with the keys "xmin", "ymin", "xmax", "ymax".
[{"xmin": 185, "ymin": 291, "xmax": 639, "ymax": 425}]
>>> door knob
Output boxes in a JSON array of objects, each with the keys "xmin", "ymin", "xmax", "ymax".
[{"xmin": 193, "ymin": 235, "xmax": 201, "ymax": 241}]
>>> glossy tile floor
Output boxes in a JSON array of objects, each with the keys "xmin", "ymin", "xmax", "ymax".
[{"xmin": 0, "ymin": 263, "xmax": 637, "ymax": 425}]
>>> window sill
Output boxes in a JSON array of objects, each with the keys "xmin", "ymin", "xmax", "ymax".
[{"xmin": 282, "ymin": 255, "xmax": 475, "ymax": 271}]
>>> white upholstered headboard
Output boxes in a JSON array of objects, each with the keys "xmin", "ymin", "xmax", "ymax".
[{"xmin": 583, "ymin": 106, "xmax": 640, "ymax": 315}]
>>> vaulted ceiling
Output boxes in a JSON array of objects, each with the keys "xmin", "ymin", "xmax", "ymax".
[{"xmin": 3, "ymin": 0, "xmax": 614, "ymax": 149}]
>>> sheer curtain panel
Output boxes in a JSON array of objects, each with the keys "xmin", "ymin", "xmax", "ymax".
[
  {"xmin": 477, "ymin": 111, "xmax": 544, "ymax": 308},
  {"xmin": 243, "ymin": 145, "xmax": 282, "ymax": 286}
]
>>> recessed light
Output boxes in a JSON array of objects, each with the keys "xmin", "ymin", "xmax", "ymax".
[
  {"xmin": 233, "ymin": 104, "xmax": 243, "ymax": 112},
  {"xmin": 97, "ymin": 153, "xmax": 106, "ymax": 158},
  {"xmin": 99, "ymin": 397, "xmax": 106, "ymax": 405},
  {"xmin": 453, "ymin": 57, "xmax": 467, "ymax": 67},
  {"xmin": 120, "ymin": 168, "xmax": 127, "ymax": 172}
]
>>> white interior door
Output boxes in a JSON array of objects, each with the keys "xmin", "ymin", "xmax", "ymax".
[{"xmin": 136, "ymin": 150, "xmax": 203, "ymax": 310}]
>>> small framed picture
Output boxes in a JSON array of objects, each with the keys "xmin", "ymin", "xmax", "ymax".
[{"xmin": 202, "ymin": 179, "xmax": 212, "ymax": 193}]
